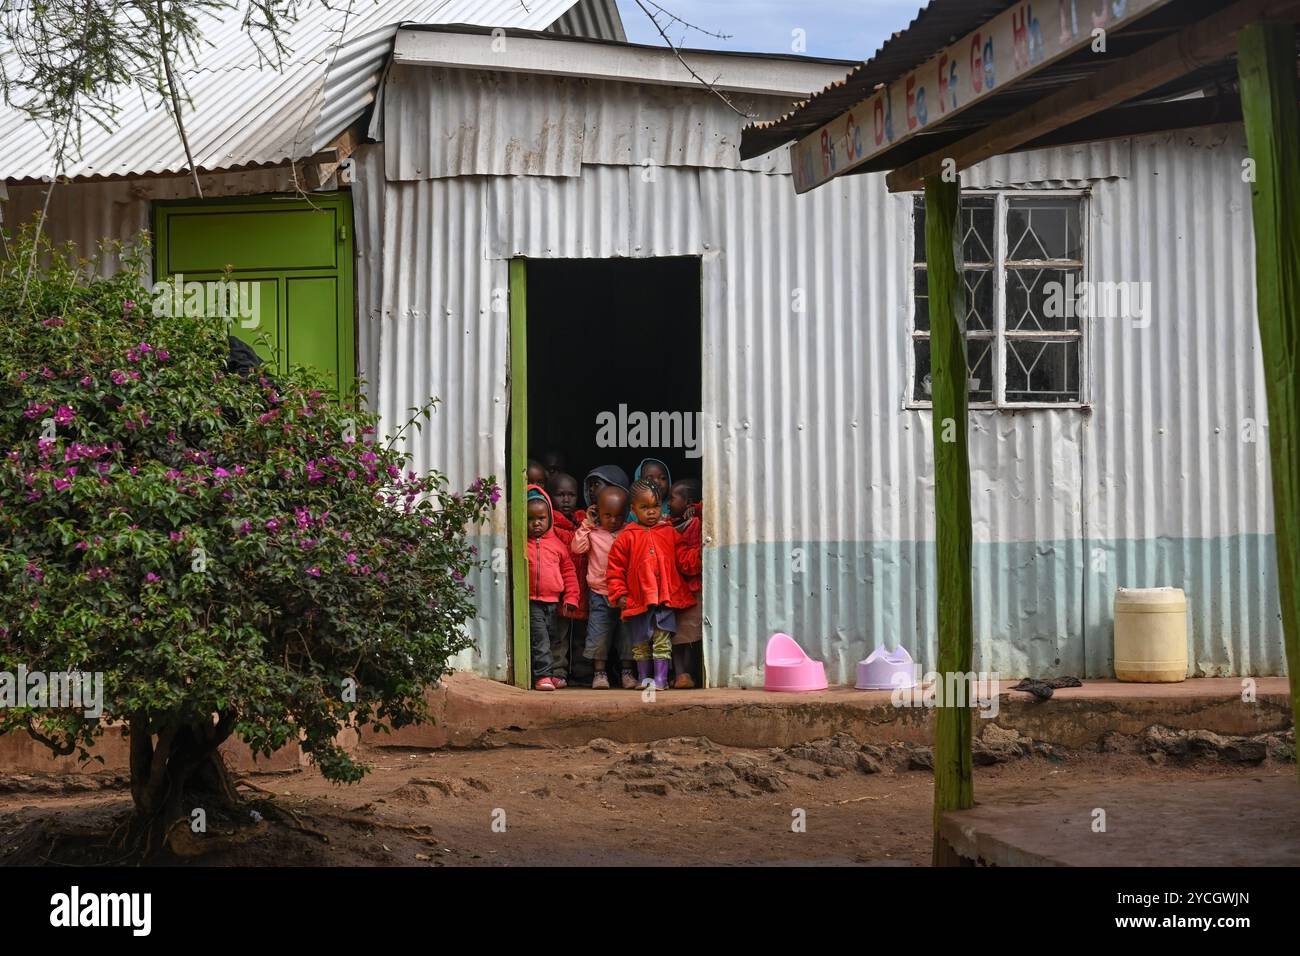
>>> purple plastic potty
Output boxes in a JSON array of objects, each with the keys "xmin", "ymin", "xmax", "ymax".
[
  {"xmin": 855, "ymin": 644, "xmax": 917, "ymax": 690},
  {"xmin": 763, "ymin": 633, "xmax": 828, "ymax": 692}
]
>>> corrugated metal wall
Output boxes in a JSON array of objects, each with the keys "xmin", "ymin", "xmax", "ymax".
[
  {"xmin": 5, "ymin": 78, "xmax": 1282, "ymax": 684},
  {"xmin": 351, "ymin": 74, "xmax": 1284, "ymax": 684},
  {"xmin": 381, "ymin": 65, "xmax": 794, "ymax": 181}
]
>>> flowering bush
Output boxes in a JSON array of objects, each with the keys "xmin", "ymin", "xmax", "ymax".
[{"xmin": 0, "ymin": 229, "xmax": 498, "ymax": 853}]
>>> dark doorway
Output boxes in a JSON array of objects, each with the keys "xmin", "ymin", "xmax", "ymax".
[{"xmin": 526, "ymin": 257, "xmax": 702, "ymax": 480}]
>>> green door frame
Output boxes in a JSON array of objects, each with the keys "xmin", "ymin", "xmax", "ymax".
[
  {"xmin": 151, "ymin": 192, "xmax": 357, "ymax": 401},
  {"xmin": 509, "ymin": 258, "xmax": 532, "ymax": 689}
]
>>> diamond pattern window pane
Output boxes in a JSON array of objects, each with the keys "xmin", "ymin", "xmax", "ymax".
[
  {"xmin": 1005, "ymin": 338, "xmax": 1081, "ymax": 403},
  {"xmin": 914, "ymin": 267, "xmax": 930, "ymax": 332},
  {"xmin": 913, "ymin": 197, "xmax": 927, "ymax": 263},
  {"xmin": 1006, "ymin": 267, "xmax": 1082, "ymax": 332},
  {"xmin": 963, "ymin": 268, "xmax": 994, "ymax": 332},
  {"xmin": 961, "ymin": 198, "xmax": 996, "ymax": 265},
  {"xmin": 912, "ymin": 337, "xmax": 996, "ymax": 404},
  {"xmin": 967, "ymin": 337, "xmax": 995, "ymax": 404},
  {"xmin": 1006, "ymin": 198, "xmax": 1082, "ymax": 262},
  {"xmin": 913, "ymin": 196, "xmax": 996, "ymax": 265},
  {"xmin": 913, "ymin": 338, "xmax": 932, "ymax": 403}
]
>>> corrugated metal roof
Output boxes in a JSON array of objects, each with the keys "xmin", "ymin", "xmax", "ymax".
[
  {"xmin": 548, "ymin": 0, "xmax": 626, "ymax": 42},
  {"xmin": 740, "ymin": 0, "xmax": 1014, "ymax": 159},
  {"xmin": 0, "ymin": 0, "xmax": 584, "ymax": 182}
]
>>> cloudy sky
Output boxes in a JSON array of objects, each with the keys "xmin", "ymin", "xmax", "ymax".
[{"xmin": 615, "ymin": 0, "xmax": 926, "ymax": 61}]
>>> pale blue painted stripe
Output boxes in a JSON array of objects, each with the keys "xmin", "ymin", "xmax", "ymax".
[{"xmin": 463, "ymin": 534, "xmax": 1285, "ymax": 686}]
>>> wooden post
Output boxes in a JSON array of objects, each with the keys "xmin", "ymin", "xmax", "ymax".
[
  {"xmin": 1237, "ymin": 22, "xmax": 1300, "ymax": 774},
  {"xmin": 508, "ymin": 258, "xmax": 532, "ymax": 689},
  {"xmin": 924, "ymin": 174, "xmax": 975, "ymax": 862}
]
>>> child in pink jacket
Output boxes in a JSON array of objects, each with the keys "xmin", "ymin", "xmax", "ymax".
[
  {"xmin": 526, "ymin": 485, "xmax": 579, "ymax": 691},
  {"xmin": 572, "ymin": 484, "xmax": 633, "ymax": 690}
]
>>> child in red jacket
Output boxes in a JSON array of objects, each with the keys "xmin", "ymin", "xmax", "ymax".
[
  {"xmin": 605, "ymin": 478, "xmax": 697, "ymax": 690},
  {"xmin": 546, "ymin": 472, "xmax": 589, "ymax": 687},
  {"xmin": 526, "ymin": 485, "xmax": 579, "ymax": 691},
  {"xmin": 669, "ymin": 478, "xmax": 704, "ymax": 688}
]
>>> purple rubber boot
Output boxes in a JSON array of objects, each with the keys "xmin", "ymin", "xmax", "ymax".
[
  {"xmin": 653, "ymin": 659, "xmax": 670, "ymax": 691},
  {"xmin": 636, "ymin": 660, "xmax": 654, "ymax": 689}
]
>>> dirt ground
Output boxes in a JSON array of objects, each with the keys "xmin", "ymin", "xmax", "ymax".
[{"xmin": 1, "ymin": 727, "xmax": 1294, "ymax": 867}]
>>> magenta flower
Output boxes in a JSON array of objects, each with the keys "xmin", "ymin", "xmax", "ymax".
[
  {"xmin": 43, "ymin": 316, "xmax": 65, "ymax": 327},
  {"xmin": 111, "ymin": 370, "xmax": 128, "ymax": 385},
  {"xmin": 54, "ymin": 405, "xmax": 76, "ymax": 425},
  {"xmin": 144, "ymin": 572, "xmax": 160, "ymax": 584},
  {"xmin": 306, "ymin": 566, "xmax": 321, "ymax": 578},
  {"xmin": 80, "ymin": 375, "xmax": 93, "ymax": 387},
  {"xmin": 266, "ymin": 519, "xmax": 280, "ymax": 532}
]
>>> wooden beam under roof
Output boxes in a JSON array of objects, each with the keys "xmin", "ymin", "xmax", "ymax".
[{"xmin": 886, "ymin": 0, "xmax": 1300, "ymax": 192}]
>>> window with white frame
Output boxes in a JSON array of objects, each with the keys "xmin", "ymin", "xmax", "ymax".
[{"xmin": 911, "ymin": 192, "xmax": 1087, "ymax": 407}]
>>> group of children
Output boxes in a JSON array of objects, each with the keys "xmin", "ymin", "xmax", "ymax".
[{"xmin": 525, "ymin": 454, "xmax": 703, "ymax": 693}]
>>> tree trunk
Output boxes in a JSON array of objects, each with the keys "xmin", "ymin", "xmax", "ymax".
[{"xmin": 126, "ymin": 715, "xmax": 241, "ymax": 857}]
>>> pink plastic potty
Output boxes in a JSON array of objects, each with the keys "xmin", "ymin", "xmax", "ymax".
[{"xmin": 763, "ymin": 633, "xmax": 828, "ymax": 692}]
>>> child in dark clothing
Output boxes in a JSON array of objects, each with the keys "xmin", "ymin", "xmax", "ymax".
[
  {"xmin": 605, "ymin": 479, "xmax": 698, "ymax": 690},
  {"xmin": 669, "ymin": 478, "xmax": 704, "ymax": 689},
  {"xmin": 526, "ymin": 485, "xmax": 579, "ymax": 692},
  {"xmin": 527, "ymin": 459, "xmax": 547, "ymax": 486},
  {"xmin": 542, "ymin": 451, "xmax": 566, "ymax": 484},
  {"xmin": 547, "ymin": 473, "xmax": 582, "ymax": 531},
  {"xmin": 584, "ymin": 464, "xmax": 630, "ymax": 512}
]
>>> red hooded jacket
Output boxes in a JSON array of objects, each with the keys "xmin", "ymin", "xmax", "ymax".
[
  {"xmin": 605, "ymin": 520, "xmax": 696, "ymax": 619},
  {"xmin": 526, "ymin": 485, "xmax": 580, "ymax": 607},
  {"xmin": 550, "ymin": 508, "xmax": 589, "ymax": 619},
  {"xmin": 674, "ymin": 515, "xmax": 703, "ymax": 595}
]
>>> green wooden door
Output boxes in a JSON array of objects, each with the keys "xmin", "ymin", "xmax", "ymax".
[{"xmin": 153, "ymin": 194, "xmax": 356, "ymax": 399}]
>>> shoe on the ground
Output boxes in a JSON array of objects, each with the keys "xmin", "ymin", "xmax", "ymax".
[
  {"xmin": 551, "ymin": 675, "xmax": 568, "ymax": 689},
  {"xmin": 620, "ymin": 670, "xmax": 638, "ymax": 690},
  {"xmin": 533, "ymin": 677, "xmax": 556, "ymax": 691},
  {"xmin": 672, "ymin": 674, "xmax": 695, "ymax": 689},
  {"xmin": 591, "ymin": 671, "xmax": 611, "ymax": 690}
]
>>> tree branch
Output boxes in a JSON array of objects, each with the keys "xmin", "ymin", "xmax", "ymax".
[{"xmin": 632, "ymin": 0, "xmax": 750, "ymax": 119}]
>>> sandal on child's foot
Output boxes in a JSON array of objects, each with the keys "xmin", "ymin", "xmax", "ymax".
[
  {"xmin": 533, "ymin": 677, "xmax": 556, "ymax": 692},
  {"xmin": 550, "ymin": 675, "xmax": 568, "ymax": 689},
  {"xmin": 672, "ymin": 674, "xmax": 696, "ymax": 690},
  {"xmin": 591, "ymin": 671, "xmax": 611, "ymax": 690},
  {"xmin": 620, "ymin": 670, "xmax": 639, "ymax": 690}
]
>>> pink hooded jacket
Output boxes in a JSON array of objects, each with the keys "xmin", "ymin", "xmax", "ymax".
[{"xmin": 526, "ymin": 484, "xmax": 580, "ymax": 606}]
